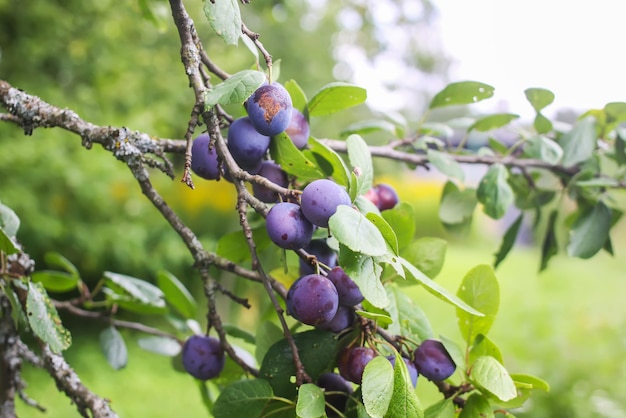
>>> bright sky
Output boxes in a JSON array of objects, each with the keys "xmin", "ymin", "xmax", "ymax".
[{"xmin": 437, "ymin": 0, "xmax": 626, "ymax": 119}]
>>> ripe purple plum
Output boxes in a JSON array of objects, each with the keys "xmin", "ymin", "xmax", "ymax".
[
  {"xmin": 413, "ymin": 339, "xmax": 456, "ymax": 381},
  {"xmin": 299, "ymin": 239, "xmax": 338, "ymax": 276},
  {"xmin": 364, "ymin": 183, "xmax": 399, "ymax": 211},
  {"xmin": 227, "ymin": 117, "xmax": 270, "ymax": 172},
  {"xmin": 319, "ymin": 305, "xmax": 354, "ymax": 333},
  {"xmin": 266, "ymin": 202, "xmax": 314, "ymax": 250},
  {"xmin": 190, "ymin": 134, "xmax": 220, "ymax": 180},
  {"xmin": 181, "ymin": 335, "xmax": 225, "ymax": 380},
  {"xmin": 252, "ymin": 161, "xmax": 289, "ymax": 203},
  {"xmin": 286, "ymin": 274, "xmax": 339, "ymax": 326},
  {"xmin": 387, "ymin": 355, "xmax": 418, "ymax": 387},
  {"xmin": 326, "ymin": 267, "xmax": 363, "ymax": 307},
  {"xmin": 301, "ymin": 179, "xmax": 352, "ymax": 228},
  {"xmin": 246, "ymin": 83, "xmax": 293, "ymax": 136},
  {"xmin": 338, "ymin": 346, "xmax": 377, "ymax": 385},
  {"xmin": 285, "ymin": 108, "xmax": 310, "ymax": 149},
  {"xmin": 317, "ymin": 372, "xmax": 353, "ymax": 415}
]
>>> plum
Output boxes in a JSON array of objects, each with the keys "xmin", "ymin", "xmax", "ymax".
[
  {"xmin": 285, "ymin": 108, "xmax": 310, "ymax": 149},
  {"xmin": 252, "ymin": 160, "xmax": 289, "ymax": 203},
  {"xmin": 299, "ymin": 239, "xmax": 338, "ymax": 276},
  {"xmin": 265, "ymin": 202, "xmax": 314, "ymax": 250},
  {"xmin": 181, "ymin": 335, "xmax": 225, "ymax": 380},
  {"xmin": 190, "ymin": 134, "xmax": 220, "ymax": 180},
  {"xmin": 286, "ymin": 274, "xmax": 339, "ymax": 326},
  {"xmin": 326, "ymin": 267, "xmax": 363, "ymax": 307},
  {"xmin": 413, "ymin": 339, "xmax": 456, "ymax": 381},
  {"xmin": 227, "ymin": 117, "xmax": 270, "ymax": 172},
  {"xmin": 301, "ymin": 179, "xmax": 352, "ymax": 228},
  {"xmin": 338, "ymin": 346, "xmax": 377, "ymax": 385},
  {"xmin": 246, "ymin": 83, "xmax": 293, "ymax": 136}
]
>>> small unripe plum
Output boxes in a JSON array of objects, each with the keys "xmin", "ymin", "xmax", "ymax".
[
  {"xmin": 317, "ymin": 372, "xmax": 353, "ymax": 415},
  {"xmin": 246, "ymin": 83, "xmax": 293, "ymax": 136},
  {"xmin": 286, "ymin": 274, "xmax": 339, "ymax": 326},
  {"xmin": 326, "ymin": 267, "xmax": 363, "ymax": 307},
  {"xmin": 364, "ymin": 183, "xmax": 399, "ymax": 211},
  {"xmin": 227, "ymin": 117, "xmax": 270, "ymax": 172},
  {"xmin": 266, "ymin": 202, "xmax": 314, "ymax": 250},
  {"xmin": 190, "ymin": 134, "xmax": 220, "ymax": 180},
  {"xmin": 319, "ymin": 305, "xmax": 354, "ymax": 333},
  {"xmin": 301, "ymin": 179, "xmax": 352, "ymax": 228},
  {"xmin": 252, "ymin": 160, "xmax": 289, "ymax": 203},
  {"xmin": 338, "ymin": 346, "xmax": 377, "ymax": 384},
  {"xmin": 285, "ymin": 108, "xmax": 310, "ymax": 149},
  {"xmin": 413, "ymin": 339, "xmax": 456, "ymax": 381},
  {"xmin": 387, "ymin": 355, "xmax": 418, "ymax": 387},
  {"xmin": 181, "ymin": 335, "xmax": 225, "ymax": 380},
  {"xmin": 299, "ymin": 239, "xmax": 338, "ymax": 276}
]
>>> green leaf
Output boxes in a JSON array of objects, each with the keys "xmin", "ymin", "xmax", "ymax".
[
  {"xmin": 103, "ymin": 271, "xmax": 167, "ymax": 314},
  {"xmin": 439, "ymin": 181, "xmax": 477, "ymax": 226},
  {"xmin": 259, "ymin": 329, "xmax": 338, "ymax": 399},
  {"xmin": 468, "ymin": 113, "xmax": 519, "ymax": 132},
  {"xmin": 400, "ymin": 258, "xmax": 483, "ymax": 316},
  {"xmin": 329, "ymin": 206, "xmax": 387, "ymax": 257},
  {"xmin": 308, "ymin": 82, "xmax": 367, "ymax": 117},
  {"xmin": 269, "ymin": 133, "xmax": 324, "ymax": 182},
  {"xmin": 470, "ymin": 356, "xmax": 517, "ymax": 402},
  {"xmin": 203, "ymin": 0, "xmax": 242, "ymax": 45},
  {"xmin": 540, "ymin": 210, "xmax": 559, "ymax": 272},
  {"xmin": 26, "ymin": 281, "xmax": 71, "ymax": 353},
  {"xmin": 205, "ymin": 70, "xmax": 265, "ymax": 107},
  {"xmin": 366, "ymin": 212, "xmax": 399, "ymax": 255},
  {"xmin": 296, "ymin": 383, "xmax": 326, "ymax": 418},
  {"xmin": 458, "ymin": 393, "xmax": 494, "ymax": 418},
  {"xmin": 307, "ymin": 137, "xmax": 351, "ymax": 187},
  {"xmin": 386, "ymin": 285, "xmax": 434, "ymax": 343},
  {"xmin": 0, "ymin": 227, "xmax": 20, "ymax": 255},
  {"xmin": 427, "ymin": 149, "xmax": 465, "ymax": 182},
  {"xmin": 156, "ymin": 270, "xmax": 197, "ymax": 319},
  {"xmin": 339, "ymin": 245, "xmax": 388, "ymax": 309},
  {"xmin": 493, "ymin": 213, "xmax": 523, "ymax": 268},
  {"xmin": 559, "ymin": 116, "xmax": 597, "ymax": 167},
  {"xmin": 388, "ymin": 350, "xmax": 423, "ymax": 418},
  {"xmin": 362, "ymin": 356, "xmax": 394, "ymax": 418},
  {"xmin": 469, "ymin": 334, "xmax": 503, "ymax": 365},
  {"xmin": 30, "ymin": 271, "xmax": 79, "ymax": 293},
  {"xmin": 381, "ymin": 203, "xmax": 415, "ymax": 250},
  {"xmin": 524, "ymin": 88, "xmax": 555, "ymax": 112},
  {"xmin": 137, "ymin": 336, "xmax": 182, "ymax": 357},
  {"xmin": 213, "ymin": 379, "xmax": 274, "ymax": 418},
  {"xmin": 523, "ymin": 135, "xmax": 563, "ymax": 165},
  {"xmin": 477, "ymin": 164, "xmax": 514, "ymax": 219},
  {"xmin": 0, "ymin": 202, "xmax": 20, "ymax": 236},
  {"xmin": 355, "ymin": 308, "xmax": 393, "ymax": 327},
  {"xmin": 567, "ymin": 201, "xmax": 612, "ymax": 259},
  {"xmin": 400, "ymin": 237, "xmax": 447, "ymax": 279},
  {"xmin": 429, "ymin": 81, "xmax": 494, "ymax": 109},
  {"xmin": 99, "ymin": 326, "xmax": 128, "ymax": 370},
  {"xmin": 340, "ymin": 119, "xmax": 398, "ymax": 138},
  {"xmin": 534, "ymin": 113, "xmax": 553, "ymax": 134},
  {"xmin": 285, "ymin": 79, "xmax": 308, "ymax": 113},
  {"xmin": 456, "ymin": 265, "xmax": 500, "ymax": 346},
  {"xmin": 255, "ymin": 321, "xmax": 284, "ymax": 366},
  {"xmin": 424, "ymin": 398, "xmax": 455, "ymax": 418},
  {"xmin": 43, "ymin": 252, "xmax": 79, "ymax": 277},
  {"xmin": 509, "ymin": 373, "xmax": 550, "ymax": 392},
  {"xmin": 222, "ymin": 324, "xmax": 256, "ymax": 345},
  {"xmin": 347, "ymin": 134, "xmax": 374, "ymax": 197}
]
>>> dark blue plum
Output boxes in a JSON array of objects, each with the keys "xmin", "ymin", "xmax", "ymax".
[
  {"xmin": 285, "ymin": 108, "xmax": 310, "ymax": 149},
  {"xmin": 286, "ymin": 274, "xmax": 339, "ymax": 326},
  {"xmin": 252, "ymin": 160, "xmax": 289, "ymax": 203},
  {"xmin": 317, "ymin": 372, "xmax": 353, "ymax": 416},
  {"xmin": 413, "ymin": 339, "xmax": 456, "ymax": 381},
  {"xmin": 301, "ymin": 179, "xmax": 352, "ymax": 228},
  {"xmin": 266, "ymin": 202, "xmax": 314, "ymax": 250},
  {"xmin": 190, "ymin": 134, "xmax": 220, "ymax": 180},
  {"xmin": 387, "ymin": 355, "xmax": 419, "ymax": 387},
  {"xmin": 338, "ymin": 346, "xmax": 377, "ymax": 385},
  {"xmin": 319, "ymin": 305, "xmax": 354, "ymax": 333},
  {"xmin": 227, "ymin": 117, "xmax": 270, "ymax": 172},
  {"xmin": 327, "ymin": 267, "xmax": 363, "ymax": 307},
  {"xmin": 181, "ymin": 335, "xmax": 225, "ymax": 380},
  {"xmin": 299, "ymin": 239, "xmax": 338, "ymax": 276},
  {"xmin": 246, "ymin": 83, "xmax": 293, "ymax": 136}
]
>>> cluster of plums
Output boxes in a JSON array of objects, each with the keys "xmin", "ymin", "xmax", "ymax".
[{"xmin": 190, "ymin": 82, "xmax": 308, "ymax": 196}]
